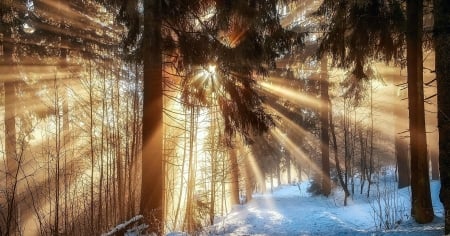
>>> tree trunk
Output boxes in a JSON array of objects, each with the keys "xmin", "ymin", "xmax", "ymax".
[
  {"xmin": 62, "ymin": 69, "xmax": 70, "ymax": 234},
  {"xmin": 141, "ymin": 0, "xmax": 164, "ymax": 233},
  {"xmin": 286, "ymin": 155, "xmax": 291, "ymax": 184},
  {"xmin": 88, "ymin": 60, "xmax": 95, "ymax": 233},
  {"xmin": 244, "ymin": 156, "xmax": 254, "ymax": 202},
  {"xmin": 320, "ymin": 54, "xmax": 331, "ymax": 196},
  {"xmin": 2, "ymin": 17, "xmax": 18, "ymax": 233},
  {"xmin": 393, "ymin": 72, "xmax": 411, "ymax": 188},
  {"xmin": 4, "ymin": 80, "xmax": 18, "ymax": 236},
  {"xmin": 359, "ymin": 129, "xmax": 366, "ymax": 195},
  {"xmin": 430, "ymin": 152, "xmax": 439, "ymax": 180},
  {"xmin": 270, "ymin": 173, "xmax": 274, "ymax": 193},
  {"xmin": 329, "ymin": 100, "xmax": 350, "ymax": 205},
  {"xmin": 209, "ymin": 107, "xmax": 217, "ymax": 224},
  {"xmin": 434, "ymin": 0, "xmax": 450, "ymax": 232},
  {"xmin": 261, "ymin": 171, "xmax": 267, "ymax": 193},
  {"xmin": 229, "ymin": 148, "xmax": 240, "ymax": 205},
  {"xmin": 115, "ymin": 77, "xmax": 124, "ymax": 222},
  {"xmin": 276, "ymin": 165, "xmax": 281, "ymax": 187},
  {"xmin": 406, "ymin": 0, "xmax": 434, "ymax": 223},
  {"xmin": 367, "ymin": 78, "xmax": 374, "ymax": 198},
  {"xmin": 396, "ymin": 121, "xmax": 410, "ymax": 188},
  {"xmin": 140, "ymin": 0, "xmax": 164, "ymax": 234},
  {"xmin": 184, "ymin": 107, "xmax": 197, "ymax": 233},
  {"xmin": 54, "ymin": 73, "xmax": 62, "ymax": 234}
]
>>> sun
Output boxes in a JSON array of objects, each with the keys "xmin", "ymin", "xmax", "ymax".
[{"xmin": 198, "ymin": 64, "xmax": 217, "ymax": 80}]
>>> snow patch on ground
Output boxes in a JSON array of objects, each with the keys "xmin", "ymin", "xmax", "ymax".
[{"xmin": 208, "ymin": 181, "xmax": 444, "ymax": 235}]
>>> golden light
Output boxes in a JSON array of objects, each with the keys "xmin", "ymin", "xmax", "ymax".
[
  {"xmin": 207, "ymin": 64, "xmax": 216, "ymax": 75},
  {"xmin": 260, "ymin": 80, "xmax": 323, "ymax": 109},
  {"xmin": 198, "ymin": 64, "xmax": 217, "ymax": 81},
  {"xmin": 22, "ymin": 20, "xmax": 36, "ymax": 34}
]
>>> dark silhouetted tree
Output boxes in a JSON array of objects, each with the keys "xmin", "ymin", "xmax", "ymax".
[{"xmin": 434, "ymin": 0, "xmax": 450, "ymax": 233}]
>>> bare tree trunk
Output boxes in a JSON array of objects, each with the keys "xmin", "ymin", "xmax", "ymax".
[
  {"xmin": 396, "ymin": 131, "xmax": 410, "ymax": 188},
  {"xmin": 54, "ymin": 72, "xmax": 61, "ymax": 235},
  {"xmin": 434, "ymin": 0, "xmax": 450, "ymax": 232},
  {"xmin": 4, "ymin": 81, "xmax": 18, "ymax": 236},
  {"xmin": 286, "ymin": 155, "xmax": 291, "ymax": 184},
  {"xmin": 406, "ymin": 0, "xmax": 434, "ymax": 223},
  {"xmin": 359, "ymin": 129, "xmax": 366, "ymax": 195},
  {"xmin": 229, "ymin": 148, "xmax": 240, "ymax": 205},
  {"xmin": 270, "ymin": 173, "xmax": 274, "ymax": 193},
  {"xmin": 320, "ymin": 54, "xmax": 331, "ymax": 196},
  {"xmin": 261, "ymin": 171, "xmax": 267, "ymax": 193},
  {"xmin": 430, "ymin": 151, "xmax": 439, "ymax": 180},
  {"xmin": 394, "ymin": 73, "xmax": 411, "ymax": 189},
  {"xmin": 98, "ymin": 67, "xmax": 107, "ymax": 231},
  {"xmin": 141, "ymin": 0, "xmax": 164, "ymax": 233},
  {"xmin": 329, "ymin": 100, "xmax": 350, "ymax": 205},
  {"xmin": 88, "ymin": 60, "xmax": 95, "ymax": 233},
  {"xmin": 184, "ymin": 107, "xmax": 197, "ymax": 233},
  {"xmin": 367, "ymin": 81, "xmax": 374, "ymax": 198},
  {"xmin": 174, "ymin": 112, "xmax": 188, "ymax": 229},
  {"xmin": 343, "ymin": 99, "xmax": 349, "ymax": 198},
  {"xmin": 276, "ymin": 165, "xmax": 281, "ymax": 187},
  {"xmin": 115, "ymin": 74, "xmax": 124, "ymax": 222},
  {"xmin": 128, "ymin": 62, "xmax": 140, "ymax": 219},
  {"xmin": 2, "ymin": 20, "xmax": 18, "ymax": 233},
  {"xmin": 244, "ymin": 155, "xmax": 254, "ymax": 202},
  {"xmin": 209, "ymin": 108, "xmax": 218, "ymax": 225}
]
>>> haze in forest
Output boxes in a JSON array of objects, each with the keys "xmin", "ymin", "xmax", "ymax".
[{"xmin": 0, "ymin": 0, "xmax": 449, "ymax": 235}]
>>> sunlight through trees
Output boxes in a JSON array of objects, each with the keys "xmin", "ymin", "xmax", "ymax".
[{"xmin": 0, "ymin": 0, "xmax": 449, "ymax": 235}]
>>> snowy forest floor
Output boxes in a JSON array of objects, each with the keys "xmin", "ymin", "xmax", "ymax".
[{"xmin": 204, "ymin": 180, "xmax": 444, "ymax": 235}]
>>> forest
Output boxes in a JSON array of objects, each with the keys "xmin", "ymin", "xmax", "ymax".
[{"xmin": 0, "ymin": 0, "xmax": 449, "ymax": 235}]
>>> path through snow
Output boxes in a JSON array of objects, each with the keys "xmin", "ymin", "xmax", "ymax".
[{"xmin": 208, "ymin": 181, "xmax": 444, "ymax": 235}]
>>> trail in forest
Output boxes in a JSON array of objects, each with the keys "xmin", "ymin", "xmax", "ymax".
[{"xmin": 208, "ymin": 181, "xmax": 444, "ymax": 235}]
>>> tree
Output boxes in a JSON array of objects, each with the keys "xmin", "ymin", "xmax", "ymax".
[
  {"xmin": 316, "ymin": 0, "xmax": 435, "ymax": 223},
  {"xmin": 406, "ymin": 0, "xmax": 434, "ymax": 223},
  {"xmin": 314, "ymin": 0, "xmax": 405, "ymax": 198},
  {"xmin": 393, "ymin": 73, "xmax": 410, "ymax": 189},
  {"xmin": 107, "ymin": 0, "xmax": 303, "ymax": 233},
  {"xmin": 320, "ymin": 54, "xmax": 331, "ymax": 196},
  {"xmin": 434, "ymin": 0, "xmax": 450, "ymax": 233},
  {"xmin": 139, "ymin": 0, "xmax": 164, "ymax": 232},
  {"xmin": 1, "ymin": 3, "xmax": 20, "ymax": 233}
]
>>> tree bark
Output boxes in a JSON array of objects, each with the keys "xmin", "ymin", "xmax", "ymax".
[
  {"xmin": 395, "ymin": 83, "xmax": 410, "ymax": 188},
  {"xmin": 434, "ymin": 0, "xmax": 450, "ymax": 232},
  {"xmin": 320, "ymin": 54, "xmax": 331, "ymax": 196},
  {"xmin": 406, "ymin": 0, "xmax": 434, "ymax": 223},
  {"xmin": 396, "ymin": 131, "xmax": 410, "ymax": 188},
  {"xmin": 244, "ymin": 156, "xmax": 254, "ymax": 202},
  {"xmin": 229, "ymin": 148, "xmax": 240, "ymax": 205},
  {"xmin": 430, "ymin": 152, "xmax": 439, "ymax": 181},
  {"xmin": 184, "ymin": 107, "xmax": 197, "ymax": 233},
  {"xmin": 140, "ymin": 0, "xmax": 164, "ymax": 233}
]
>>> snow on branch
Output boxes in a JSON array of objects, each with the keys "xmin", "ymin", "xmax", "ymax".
[{"xmin": 102, "ymin": 215, "xmax": 147, "ymax": 236}]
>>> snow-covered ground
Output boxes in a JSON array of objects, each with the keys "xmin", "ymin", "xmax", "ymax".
[{"xmin": 207, "ymin": 180, "xmax": 444, "ymax": 235}]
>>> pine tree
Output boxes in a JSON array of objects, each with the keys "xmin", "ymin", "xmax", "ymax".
[
  {"xmin": 433, "ymin": 0, "xmax": 450, "ymax": 233},
  {"xmin": 315, "ymin": 0, "xmax": 434, "ymax": 224},
  {"xmin": 406, "ymin": 0, "xmax": 433, "ymax": 223},
  {"xmin": 106, "ymin": 0, "xmax": 303, "ymax": 233}
]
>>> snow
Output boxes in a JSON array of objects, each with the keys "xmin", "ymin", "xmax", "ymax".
[
  {"xmin": 102, "ymin": 215, "xmax": 146, "ymax": 236},
  {"xmin": 117, "ymin": 179, "xmax": 444, "ymax": 235},
  {"xmin": 207, "ymin": 180, "xmax": 444, "ymax": 235}
]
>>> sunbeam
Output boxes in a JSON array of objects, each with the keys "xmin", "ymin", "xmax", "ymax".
[{"xmin": 260, "ymin": 80, "xmax": 323, "ymax": 109}]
